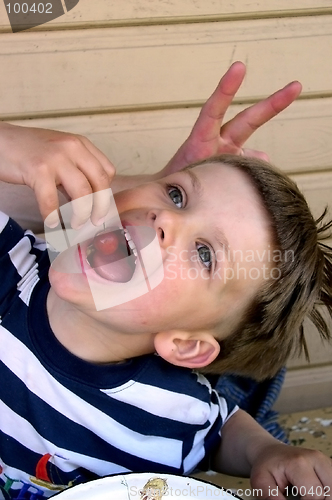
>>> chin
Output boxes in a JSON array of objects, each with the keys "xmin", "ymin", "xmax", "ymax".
[{"xmin": 48, "ymin": 267, "xmax": 93, "ymax": 307}]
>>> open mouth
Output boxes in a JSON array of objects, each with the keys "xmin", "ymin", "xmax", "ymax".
[{"xmin": 84, "ymin": 227, "xmax": 138, "ymax": 283}]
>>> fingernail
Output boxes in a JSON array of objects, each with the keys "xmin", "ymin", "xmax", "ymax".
[
  {"xmin": 45, "ymin": 213, "xmax": 60, "ymax": 228},
  {"xmin": 95, "ymin": 217, "xmax": 105, "ymax": 227},
  {"xmin": 71, "ymin": 221, "xmax": 84, "ymax": 231}
]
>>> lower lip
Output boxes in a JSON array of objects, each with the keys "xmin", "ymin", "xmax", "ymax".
[{"xmin": 77, "ymin": 244, "xmax": 86, "ymax": 275}]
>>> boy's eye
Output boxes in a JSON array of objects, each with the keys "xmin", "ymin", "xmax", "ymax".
[
  {"xmin": 167, "ymin": 185, "xmax": 184, "ymax": 208},
  {"xmin": 196, "ymin": 243, "xmax": 212, "ymax": 270}
]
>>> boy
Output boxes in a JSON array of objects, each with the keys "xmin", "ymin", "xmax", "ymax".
[{"xmin": 0, "ymin": 152, "xmax": 332, "ymax": 500}]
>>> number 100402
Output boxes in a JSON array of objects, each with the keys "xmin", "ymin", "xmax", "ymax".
[{"xmin": 6, "ymin": 2, "xmax": 53, "ymax": 14}]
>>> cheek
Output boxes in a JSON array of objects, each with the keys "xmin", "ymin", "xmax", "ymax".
[
  {"xmin": 114, "ymin": 191, "xmax": 133, "ymax": 211},
  {"xmin": 146, "ymin": 273, "xmax": 195, "ymax": 319},
  {"xmin": 163, "ymin": 255, "xmax": 209, "ymax": 286},
  {"xmin": 122, "ymin": 274, "xmax": 180, "ymax": 319},
  {"xmin": 114, "ymin": 187, "xmax": 149, "ymax": 213}
]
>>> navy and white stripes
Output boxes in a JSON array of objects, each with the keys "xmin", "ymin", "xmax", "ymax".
[{"xmin": 0, "ymin": 212, "xmax": 237, "ymax": 499}]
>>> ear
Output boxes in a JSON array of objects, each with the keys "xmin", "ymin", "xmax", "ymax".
[{"xmin": 154, "ymin": 330, "xmax": 220, "ymax": 369}]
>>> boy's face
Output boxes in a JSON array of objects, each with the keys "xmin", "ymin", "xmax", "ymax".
[{"xmin": 49, "ymin": 162, "xmax": 273, "ymax": 339}]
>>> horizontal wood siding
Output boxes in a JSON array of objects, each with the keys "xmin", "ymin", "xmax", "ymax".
[{"xmin": 1, "ymin": 16, "xmax": 332, "ymax": 119}]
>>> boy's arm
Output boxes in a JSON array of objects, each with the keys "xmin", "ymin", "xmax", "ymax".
[{"xmin": 214, "ymin": 409, "xmax": 332, "ymax": 500}]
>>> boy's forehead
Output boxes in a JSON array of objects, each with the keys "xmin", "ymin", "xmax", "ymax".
[
  {"xmin": 183, "ymin": 161, "xmax": 239, "ymax": 187},
  {"xmin": 183, "ymin": 162, "xmax": 262, "ymax": 208},
  {"xmin": 188, "ymin": 161, "xmax": 244, "ymax": 180},
  {"xmin": 189, "ymin": 162, "xmax": 274, "ymax": 258}
]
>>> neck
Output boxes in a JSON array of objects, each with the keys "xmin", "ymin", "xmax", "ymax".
[{"xmin": 46, "ymin": 289, "xmax": 156, "ymax": 364}]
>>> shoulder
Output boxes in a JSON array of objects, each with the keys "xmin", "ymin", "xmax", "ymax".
[
  {"xmin": 0, "ymin": 211, "xmax": 47, "ymax": 255},
  {"xmin": 0, "ymin": 212, "xmax": 49, "ymax": 314},
  {"xmin": 116, "ymin": 355, "xmax": 235, "ymax": 425},
  {"xmin": 138, "ymin": 354, "xmax": 212, "ymax": 396}
]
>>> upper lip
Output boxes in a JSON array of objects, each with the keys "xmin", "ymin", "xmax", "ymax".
[
  {"xmin": 123, "ymin": 222, "xmax": 156, "ymax": 258},
  {"xmin": 123, "ymin": 227, "xmax": 138, "ymax": 258},
  {"xmin": 121, "ymin": 220, "xmax": 141, "ymax": 255},
  {"xmin": 121, "ymin": 219, "xmax": 167, "ymax": 270}
]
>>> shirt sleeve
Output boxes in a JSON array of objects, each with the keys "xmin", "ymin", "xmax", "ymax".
[
  {"xmin": 0, "ymin": 211, "xmax": 47, "ymax": 316},
  {"xmin": 193, "ymin": 372, "xmax": 238, "ymax": 471}
]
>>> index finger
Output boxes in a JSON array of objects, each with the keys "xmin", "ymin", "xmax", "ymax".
[
  {"xmin": 79, "ymin": 136, "xmax": 116, "ymax": 181},
  {"xmin": 219, "ymin": 80, "xmax": 302, "ymax": 148},
  {"xmin": 190, "ymin": 61, "xmax": 247, "ymax": 143}
]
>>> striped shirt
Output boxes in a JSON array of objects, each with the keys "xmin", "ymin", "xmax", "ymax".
[{"xmin": 0, "ymin": 212, "xmax": 237, "ymax": 499}]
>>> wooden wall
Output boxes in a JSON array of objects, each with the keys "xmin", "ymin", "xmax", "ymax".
[{"xmin": 0, "ymin": 0, "xmax": 332, "ymax": 412}]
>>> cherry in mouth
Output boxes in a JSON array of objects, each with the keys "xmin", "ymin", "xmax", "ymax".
[
  {"xmin": 86, "ymin": 229, "xmax": 136, "ymax": 282},
  {"xmin": 93, "ymin": 231, "xmax": 119, "ymax": 255}
]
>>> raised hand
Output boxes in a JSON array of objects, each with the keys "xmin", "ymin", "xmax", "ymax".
[{"xmin": 160, "ymin": 61, "xmax": 302, "ymax": 176}]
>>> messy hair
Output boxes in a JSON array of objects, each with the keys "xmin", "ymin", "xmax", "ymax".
[{"xmin": 193, "ymin": 154, "xmax": 332, "ymax": 381}]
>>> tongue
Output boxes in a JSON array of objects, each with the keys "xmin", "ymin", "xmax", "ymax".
[{"xmin": 89, "ymin": 229, "xmax": 136, "ymax": 282}]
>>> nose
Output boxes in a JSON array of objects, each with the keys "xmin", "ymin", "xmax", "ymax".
[{"xmin": 148, "ymin": 208, "xmax": 183, "ymax": 248}]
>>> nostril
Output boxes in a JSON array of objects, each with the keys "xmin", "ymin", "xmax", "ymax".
[{"xmin": 159, "ymin": 228, "xmax": 165, "ymax": 240}]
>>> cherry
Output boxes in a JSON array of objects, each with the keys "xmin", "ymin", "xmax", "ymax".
[{"xmin": 93, "ymin": 231, "xmax": 119, "ymax": 255}]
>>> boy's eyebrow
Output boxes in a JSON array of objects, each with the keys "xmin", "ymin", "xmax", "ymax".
[
  {"xmin": 214, "ymin": 227, "xmax": 230, "ymax": 255},
  {"xmin": 182, "ymin": 168, "xmax": 230, "ymax": 254},
  {"xmin": 182, "ymin": 167, "xmax": 202, "ymax": 196}
]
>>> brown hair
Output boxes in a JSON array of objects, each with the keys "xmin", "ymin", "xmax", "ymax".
[{"xmin": 189, "ymin": 154, "xmax": 332, "ymax": 381}]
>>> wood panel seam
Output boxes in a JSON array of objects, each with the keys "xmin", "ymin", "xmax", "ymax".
[
  {"xmin": 3, "ymin": 92, "xmax": 332, "ymax": 122},
  {"xmin": 1, "ymin": 7, "xmax": 332, "ymax": 33}
]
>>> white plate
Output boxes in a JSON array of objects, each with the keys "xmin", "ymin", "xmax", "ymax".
[{"xmin": 54, "ymin": 473, "xmax": 238, "ymax": 499}]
